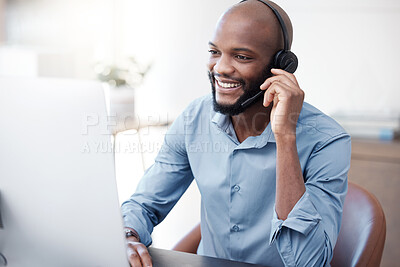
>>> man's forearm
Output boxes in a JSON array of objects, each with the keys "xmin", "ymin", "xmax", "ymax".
[{"xmin": 275, "ymin": 134, "xmax": 305, "ymax": 220}]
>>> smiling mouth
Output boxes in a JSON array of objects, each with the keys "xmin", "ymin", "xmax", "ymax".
[{"xmin": 215, "ymin": 77, "xmax": 242, "ymax": 90}]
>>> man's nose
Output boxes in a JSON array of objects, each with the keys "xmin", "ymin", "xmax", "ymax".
[{"xmin": 214, "ymin": 55, "xmax": 234, "ymax": 75}]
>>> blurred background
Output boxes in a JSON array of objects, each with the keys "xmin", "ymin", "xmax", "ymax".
[{"xmin": 1, "ymin": 0, "xmax": 399, "ymax": 266}]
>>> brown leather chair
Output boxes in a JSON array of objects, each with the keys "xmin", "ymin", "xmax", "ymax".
[
  {"xmin": 173, "ymin": 181, "xmax": 386, "ymax": 266},
  {"xmin": 331, "ymin": 182, "xmax": 386, "ymax": 267}
]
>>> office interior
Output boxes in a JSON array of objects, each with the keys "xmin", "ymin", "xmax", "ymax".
[{"xmin": 0, "ymin": 0, "xmax": 399, "ymax": 266}]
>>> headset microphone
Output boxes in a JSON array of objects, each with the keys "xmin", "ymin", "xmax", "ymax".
[{"xmin": 239, "ymin": 0, "xmax": 298, "ymax": 109}]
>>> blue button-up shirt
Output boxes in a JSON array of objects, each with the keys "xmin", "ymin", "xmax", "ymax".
[{"xmin": 122, "ymin": 94, "xmax": 351, "ymax": 267}]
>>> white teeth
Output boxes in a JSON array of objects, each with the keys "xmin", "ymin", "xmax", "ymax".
[{"xmin": 217, "ymin": 80, "xmax": 241, "ymax": 88}]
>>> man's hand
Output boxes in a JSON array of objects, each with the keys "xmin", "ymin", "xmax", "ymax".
[
  {"xmin": 126, "ymin": 236, "xmax": 152, "ymax": 267},
  {"xmin": 261, "ymin": 68, "xmax": 306, "ymax": 220},
  {"xmin": 260, "ymin": 68, "xmax": 304, "ymax": 137}
]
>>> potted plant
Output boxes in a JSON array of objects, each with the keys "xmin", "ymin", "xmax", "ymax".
[{"xmin": 95, "ymin": 57, "xmax": 151, "ymax": 133}]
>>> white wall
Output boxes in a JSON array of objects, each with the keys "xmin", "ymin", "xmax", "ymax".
[
  {"xmin": 277, "ymin": 0, "xmax": 400, "ymax": 116},
  {"xmin": 5, "ymin": 0, "xmax": 399, "ymax": 116},
  {"xmin": 116, "ymin": 0, "xmax": 400, "ymax": 117},
  {"xmin": 3, "ymin": 0, "xmax": 114, "ymax": 79}
]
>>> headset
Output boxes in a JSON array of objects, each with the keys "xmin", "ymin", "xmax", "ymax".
[{"xmin": 239, "ymin": 0, "xmax": 298, "ymax": 108}]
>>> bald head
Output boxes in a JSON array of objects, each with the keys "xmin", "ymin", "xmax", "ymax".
[{"xmin": 217, "ymin": 0, "xmax": 293, "ymax": 52}]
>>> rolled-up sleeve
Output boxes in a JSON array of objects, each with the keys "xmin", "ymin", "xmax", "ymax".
[
  {"xmin": 270, "ymin": 133, "xmax": 351, "ymax": 267},
  {"xmin": 121, "ymin": 113, "xmax": 194, "ymax": 247}
]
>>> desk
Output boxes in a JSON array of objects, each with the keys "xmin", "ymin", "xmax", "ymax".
[{"xmin": 148, "ymin": 248, "xmax": 268, "ymax": 267}]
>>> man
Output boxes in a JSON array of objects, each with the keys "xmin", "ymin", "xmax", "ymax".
[{"xmin": 122, "ymin": 1, "xmax": 351, "ymax": 266}]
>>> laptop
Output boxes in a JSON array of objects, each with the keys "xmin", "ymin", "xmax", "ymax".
[{"xmin": 0, "ymin": 77, "xmax": 129, "ymax": 266}]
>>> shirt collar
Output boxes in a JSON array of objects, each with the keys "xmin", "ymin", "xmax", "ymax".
[
  {"xmin": 211, "ymin": 111, "xmax": 229, "ymax": 131},
  {"xmin": 211, "ymin": 110, "xmax": 276, "ymax": 148}
]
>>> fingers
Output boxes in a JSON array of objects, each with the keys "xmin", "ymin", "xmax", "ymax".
[
  {"xmin": 137, "ymin": 245, "xmax": 152, "ymax": 267},
  {"xmin": 127, "ymin": 241, "xmax": 153, "ymax": 267},
  {"xmin": 263, "ymin": 81, "xmax": 290, "ymax": 107},
  {"xmin": 260, "ymin": 68, "xmax": 298, "ymax": 90},
  {"xmin": 263, "ymin": 81, "xmax": 304, "ymax": 108},
  {"xmin": 260, "ymin": 68, "xmax": 303, "ymax": 108},
  {"xmin": 127, "ymin": 244, "xmax": 142, "ymax": 267},
  {"xmin": 271, "ymin": 68, "xmax": 298, "ymax": 85}
]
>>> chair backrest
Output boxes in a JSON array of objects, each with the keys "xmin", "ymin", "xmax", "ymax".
[
  {"xmin": 331, "ymin": 181, "xmax": 386, "ymax": 267},
  {"xmin": 173, "ymin": 182, "xmax": 386, "ymax": 266}
]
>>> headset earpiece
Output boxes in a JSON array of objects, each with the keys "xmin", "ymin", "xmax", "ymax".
[
  {"xmin": 240, "ymin": 0, "xmax": 299, "ymax": 74},
  {"xmin": 274, "ymin": 50, "xmax": 298, "ymax": 74}
]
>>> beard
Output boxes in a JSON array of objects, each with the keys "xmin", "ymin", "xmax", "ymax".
[{"xmin": 209, "ymin": 69, "xmax": 271, "ymax": 116}]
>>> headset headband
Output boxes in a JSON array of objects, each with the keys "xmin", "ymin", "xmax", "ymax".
[{"xmin": 239, "ymin": 0, "xmax": 290, "ymax": 51}]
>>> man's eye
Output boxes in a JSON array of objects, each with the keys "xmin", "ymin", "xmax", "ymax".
[
  {"xmin": 236, "ymin": 55, "xmax": 252, "ymax": 60},
  {"xmin": 208, "ymin": 50, "xmax": 219, "ymax": 55}
]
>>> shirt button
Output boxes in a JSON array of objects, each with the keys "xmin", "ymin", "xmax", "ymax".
[
  {"xmin": 232, "ymin": 225, "xmax": 240, "ymax": 232},
  {"xmin": 233, "ymin": 185, "xmax": 240, "ymax": 192}
]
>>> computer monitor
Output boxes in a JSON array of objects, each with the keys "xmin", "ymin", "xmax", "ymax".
[{"xmin": 0, "ymin": 77, "xmax": 129, "ymax": 266}]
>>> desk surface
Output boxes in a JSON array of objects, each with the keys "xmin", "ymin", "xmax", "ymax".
[{"xmin": 148, "ymin": 248, "xmax": 268, "ymax": 267}]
